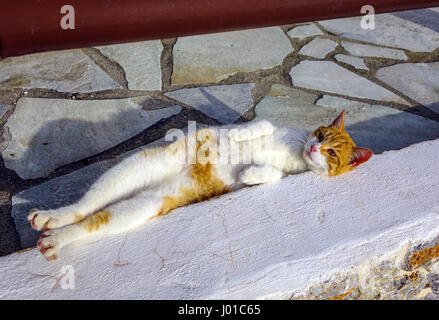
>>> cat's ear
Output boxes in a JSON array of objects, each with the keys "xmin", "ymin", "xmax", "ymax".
[
  {"xmin": 328, "ymin": 110, "xmax": 345, "ymax": 129},
  {"xmin": 349, "ymin": 147, "xmax": 373, "ymax": 167}
]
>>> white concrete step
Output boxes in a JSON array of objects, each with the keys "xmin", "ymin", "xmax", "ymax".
[{"xmin": 1, "ymin": 138, "xmax": 438, "ymax": 299}]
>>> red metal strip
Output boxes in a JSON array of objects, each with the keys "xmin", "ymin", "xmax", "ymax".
[{"xmin": 1, "ymin": 0, "xmax": 438, "ymax": 58}]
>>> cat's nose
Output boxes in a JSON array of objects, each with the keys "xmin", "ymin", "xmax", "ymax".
[{"xmin": 310, "ymin": 144, "xmax": 319, "ymax": 153}]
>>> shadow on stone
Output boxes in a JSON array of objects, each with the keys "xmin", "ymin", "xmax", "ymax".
[
  {"xmin": 164, "ymin": 83, "xmax": 255, "ymax": 124},
  {"xmin": 3, "ymin": 102, "xmax": 180, "ymax": 180},
  {"xmin": 255, "ymin": 88, "xmax": 439, "ymax": 155},
  {"xmin": 198, "ymin": 87, "xmax": 243, "ymax": 123},
  {"xmin": 0, "ymin": 202, "xmax": 21, "ymax": 255},
  {"xmin": 344, "ymin": 106, "xmax": 439, "ymax": 154},
  {"xmin": 392, "ymin": 9, "xmax": 439, "ymax": 33}
]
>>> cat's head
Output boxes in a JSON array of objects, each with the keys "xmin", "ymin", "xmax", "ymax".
[{"xmin": 303, "ymin": 110, "xmax": 373, "ymax": 177}]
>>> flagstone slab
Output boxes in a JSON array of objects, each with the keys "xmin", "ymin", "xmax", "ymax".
[
  {"xmin": 0, "ymin": 50, "xmax": 122, "ymax": 93},
  {"xmin": 341, "ymin": 41, "xmax": 408, "ymax": 60},
  {"xmin": 287, "ymin": 23, "xmax": 324, "ymax": 39},
  {"xmin": 319, "ymin": 8, "xmax": 439, "ymax": 52},
  {"xmin": 97, "ymin": 41, "xmax": 163, "ymax": 91},
  {"xmin": 172, "ymin": 27, "xmax": 293, "ymax": 85},
  {"xmin": 334, "ymin": 54, "xmax": 369, "ymax": 71},
  {"xmin": 299, "ymin": 38, "xmax": 338, "ymax": 59},
  {"xmin": 255, "ymin": 85, "xmax": 439, "ymax": 154},
  {"xmin": 165, "ymin": 83, "xmax": 254, "ymax": 124},
  {"xmin": 2, "ymin": 97, "xmax": 181, "ymax": 179},
  {"xmin": 376, "ymin": 62, "xmax": 439, "ymax": 114},
  {"xmin": 255, "ymin": 85, "xmax": 322, "ymax": 128},
  {"xmin": 289, "ymin": 61, "xmax": 408, "ymax": 104}
]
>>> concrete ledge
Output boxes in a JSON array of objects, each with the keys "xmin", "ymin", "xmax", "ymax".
[{"xmin": 1, "ymin": 139, "xmax": 439, "ymax": 299}]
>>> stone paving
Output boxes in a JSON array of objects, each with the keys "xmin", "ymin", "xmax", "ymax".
[{"xmin": 0, "ymin": 7, "xmax": 439, "ymax": 298}]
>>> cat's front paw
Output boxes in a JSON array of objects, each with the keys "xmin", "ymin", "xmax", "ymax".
[
  {"xmin": 37, "ymin": 230, "xmax": 62, "ymax": 261},
  {"xmin": 228, "ymin": 121, "xmax": 275, "ymax": 142},
  {"xmin": 228, "ymin": 128, "xmax": 250, "ymax": 142},
  {"xmin": 255, "ymin": 120, "xmax": 275, "ymax": 136},
  {"xmin": 27, "ymin": 209, "xmax": 62, "ymax": 231}
]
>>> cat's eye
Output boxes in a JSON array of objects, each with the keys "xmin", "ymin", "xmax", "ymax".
[
  {"xmin": 317, "ymin": 132, "xmax": 324, "ymax": 142},
  {"xmin": 327, "ymin": 149, "xmax": 336, "ymax": 157}
]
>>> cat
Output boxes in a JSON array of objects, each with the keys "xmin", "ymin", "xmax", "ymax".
[{"xmin": 28, "ymin": 110, "xmax": 373, "ymax": 261}]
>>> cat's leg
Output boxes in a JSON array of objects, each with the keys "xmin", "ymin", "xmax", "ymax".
[
  {"xmin": 228, "ymin": 120, "xmax": 275, "ymax": 142},
  {"xmin": 239, "ymin": 165, "xmax": 284, "ymax": 185},
  {"xmin": 36, "ymin": 191, "xmax": 164, "ymax": 261},
  {"xmin": 28, "ymin": 142, "xmax": 186, "ymax": 231}
]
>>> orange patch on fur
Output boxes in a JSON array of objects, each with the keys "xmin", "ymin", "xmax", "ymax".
[
  {"xmin": 158, "ymin": 129, "xmax": 230, "ymax": 216},
  {"xmin": 409, "ymin": 243, "xmax": 439, "ymax": 269},
  {"xmin": 158, "ymin": 188, "xmax": 195, "ymax": 216},
  {"xmin": 82, "ymin": 210, "xmax": 111, "ymax": 232}
]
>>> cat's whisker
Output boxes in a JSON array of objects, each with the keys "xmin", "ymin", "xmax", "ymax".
[
  {"xmin": 296, "ymin": 135, "xmax": 308, "ymax": 144},
  {"xmin": 301, "ymin": 132, "xmax": 309, "ymax": 141}
]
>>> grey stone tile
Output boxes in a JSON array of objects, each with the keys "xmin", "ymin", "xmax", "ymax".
[
  {"xmin": 97, "ymin": 41, "xmax": 163, "ymax": 91},
  {"xmin": 2, "ymin": 97, "xmax": 181, "ymax": 179},
  {"xmin": 165, "ymin": 83, "xmax": 254, "ymax": 124},
  {"xmin": 172, "ymin": 27, "xmax": 293, "ymax": 85},
  {"xmin": 341, "ymin": 41, "xmax": 408, "ymax": 60},
  {"xmin": 299, "ymin": 38, "xmax": 338, "ymax": 59},
  {"xmin": 289, "ymin": 61, "xmax": 408, "ymax": 104},
  {"xmin": 334, "ymin": 54, "xmax": 369, "ymax": 71},
  {"xmin": 287, "ymin": 23, "xmax": 324, "ymax": 39},
  {"xmin": 376, "ymin": 62, "xmax": 439, "ymax": 114},
  {"xmin": 0, "ymin": 50, "xmax": 122, "ymax": 92},
  {"xmin": 254, "ymin": 84, "xmax": 323, "ymax": 128},
  {"xmin": 319, "ymin": 8, "xmax": 439, "ymax": 52}
]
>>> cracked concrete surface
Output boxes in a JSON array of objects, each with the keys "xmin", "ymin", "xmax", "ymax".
[{"xmin": 1, "ymin": 139, "xmax": 439, "ymax": 299}]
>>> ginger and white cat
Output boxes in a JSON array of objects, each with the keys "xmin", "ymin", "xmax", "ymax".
[{"xmin": 28, "ymin": 110, "xmax": 373, "ymax": 261}]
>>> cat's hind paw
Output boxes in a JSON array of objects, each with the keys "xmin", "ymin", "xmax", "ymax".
[
  {"xmin": 28, "ymin": 209, "xmax": 62, "ymax": 231},
  {"xmin": 37, "ymin": 230, "xmax": 61, "ymax": 261}
]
